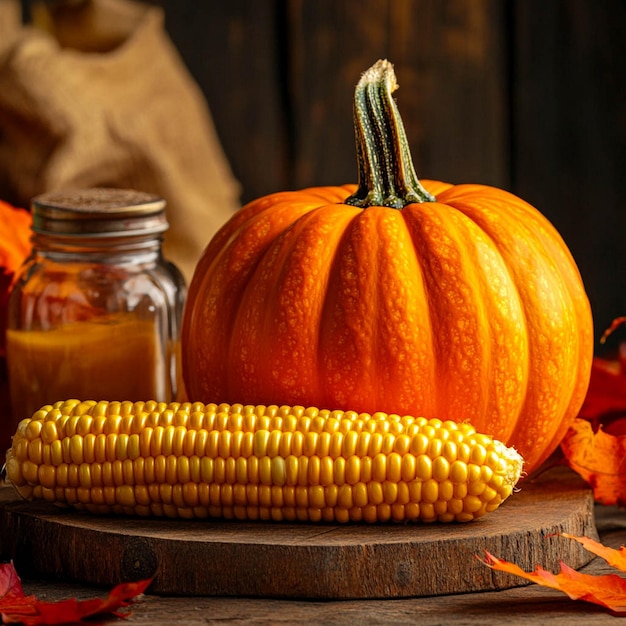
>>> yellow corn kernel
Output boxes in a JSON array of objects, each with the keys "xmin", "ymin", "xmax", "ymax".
[
  {"xmin": 316, "ymin": 431, "xmax": 331, "ymax": 457},
  {"xmin": 319, "ymin": 456, "xmax": 334, "ymax": 486},
  {"xmin": 345, "ymin": 455, "xmax": 361, "ymax": 485},
  {"xmin": 372, "ymin": 453, "xmax": 387, "ymax": 482},
  {"xmin": 283, "ymin": 455, "xmax": 297, "ymax": 486},
  {"xmin": 28, "ymin": 438, "xmax": 44, "ymax": 465},
  {"xmin": 387, "ymin": 452, "xmax": 402, "ymax": 483},
  {"xmin": 122, "ymin": 459, "xmax": 134, "ymax": 486},
  {"xmin": 238, "ymin": 431, "xmax": 253, "ymax": 458},
  {"xmin": 301, "ymin": 431, "xmax": 315, "ymax": 457},
  {"xmin": 38, "ymin": 464, "xmax": 56, "ymax": 490},
  {"xmin": 421, "ymin": 478, "xmax": 439, "ymax": 504},
  {"xmin": 393, "ymin": 433, "xmax": 411, "ymax": 455},
  {"xmin": 416, "ymin": 454, "xmax": 433, "ymax": 480},
  {"xmin": 353, "ymin": 482, "xmax": 368, "ymax": 508},
  {"xmin": 277, "ymin": 431, "xmax": 292, "ymax": 458},
  {"xmin": 127, "ymin": 433, "xmax": 141, "ymax": 461},
  {"xmin": 333, "ymin": 456, "xmax": 346, "ymax": 486},
  {"xmin": 432, "ymin": 456, "xmax": 450, "ymax": 482},
  {"xmin": 450, "ymin": 460, "xmax": 468, "ymax": 484},
  {"xmin": 324, "ymin": 484, "xmax": 338, "ymax": 508},
  {"xmin": 291, "ymin": 430, "xmax": 304, "ymax": 456},
  {"xmin": 400, "ymin": 453, "xmax": 416, "ymax": 482},
  {"xmin": 396, "ymin": 481, "xmax": 410, "ymax": 505},
  {"xmin": 267, "ymin": 430, "xmax": 282, "ymax": 458},
  {"xmin": 438, "ymin": 479, "xmax": 454, "ymax": 503},
  {"xmin": 337, "ymin": 483, "xmax": 353, "ymax": 508},
  {"xmin": 270, "ymin": 458, "xmax": 286, "ymax": 486},
  {"xmin": 40, "ymin": 420, "xmax": 58, "ymax": 444},
  {"xmin": 356, "ymin": 431, "xmax": 371, "ymax": 457},
  {"xmin": 213, "ymin": 457, "xmax": 226, "ymax": 483},
  {"xmin": 342, "ymin": 430, "xmax": 358, "ymax": 457},
  {"xmin": 368, "ymin": 480, "xmax": 384, "ymax": 505},
  {"xmin": 307, "ymin": 455, "xmax": 321, "ymax": 486},
  {"xmin": 233, "ymin": 483, "xmax": 247, "ymax": 506},
  {"xmin": 359, "ymin": 456, "xmax": 372, "ymax": 483},
  {"xmin": 382, "ymin": 480, "xmax": 398, "ymax": 504},
  {"xmin": 427, "ymin": 437, "xmax": 443, "ymax": 459},
  {"xmin": 381, "ymin": 432, "xmax": 396, "ymax": 454},
  {"xmin": 259, "ymin": 456, "xmax": 272, "ymax": 486},
  {"xmin": 364, "ymin": 431, "xmax": 381, "ymax": 456},
  {"xmin": 297, "ymin": 455, "xmax": 309, "ymax": 486},
  {"xmin": 309, "ymin": 485, "xmax": 325, "ymax": 509},
  {"xmin": 21, "ymin": 460, "xmax": 39, "ymax": 484},
  {"xmin": 5, "ymin": 401, "xmax": 523, "ymax": 523}
]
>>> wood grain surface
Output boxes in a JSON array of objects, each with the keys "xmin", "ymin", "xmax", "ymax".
[
  {"xmin": 17, "ymin": 511, "xmax": 626, "ymax": 626},
  {"xmin": 0, "ymin": 467, "xmax": 596, "ymax": 599}
]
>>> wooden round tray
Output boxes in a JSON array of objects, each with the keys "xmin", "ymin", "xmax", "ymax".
[{"xmin": 0, "ymin": 467, "xmax": 597, "ymax": 599}]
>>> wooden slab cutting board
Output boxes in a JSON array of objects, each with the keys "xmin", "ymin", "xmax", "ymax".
[{"xmin": 0, "ymin": 467, "xmax": 597, "ymax": 599}]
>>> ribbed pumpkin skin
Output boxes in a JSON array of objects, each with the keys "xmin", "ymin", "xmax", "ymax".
[{"xmin": 182, "ymin": 181, "xmax": 593, "ymax": 474}]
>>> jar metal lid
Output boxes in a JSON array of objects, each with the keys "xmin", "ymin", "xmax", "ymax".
[{"xmin": 31, "ymin": 188, "xmax": 168, "ymax": 237}]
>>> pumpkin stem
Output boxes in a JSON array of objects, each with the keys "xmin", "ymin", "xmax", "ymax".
[{"xmin": 346, "ymin": 59, "xmax": 435, "ymax": 208}]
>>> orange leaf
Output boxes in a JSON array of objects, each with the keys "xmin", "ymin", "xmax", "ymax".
[
  {"xmin": 561, "ymin": 533, "xmax": 626, "ymax": 572},
  {"xmin": 481, "ymin": 550, "xmax": 626, "ymax": 613},
  {"xmin": 0, "ymin": 562, "xmax": 151, "ymax": 625},
  {"xmin": 0, "ymin": 200, "xmax": 31, "ymax": 273},
  {"xmin": 0, "ymin": 200, "xmax": 31, "ymax": 357},
  {"xmin": 561, "ymin": 417, "xmax": 626, "ymax": 505},
  {"xmin": 560, "ymin": 317, "xmax": 626, "ymax": 504}
]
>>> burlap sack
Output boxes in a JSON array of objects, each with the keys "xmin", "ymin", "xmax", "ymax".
[{"xmin": 0, "ymin": 0, "xmax": 241, "ymax": 283}]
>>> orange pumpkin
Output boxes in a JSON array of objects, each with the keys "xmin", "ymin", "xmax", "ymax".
[{"xmin": 182, "ymin": 60, "xmax": 593, "ymax": 474}]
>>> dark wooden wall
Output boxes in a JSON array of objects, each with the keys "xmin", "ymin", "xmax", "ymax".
[{"xmin": 156, "ymin": 0, "xmax": 626, "ymax": 353}]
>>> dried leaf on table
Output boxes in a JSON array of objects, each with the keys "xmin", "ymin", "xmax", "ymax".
[
  {"xmin": 0, "ymin": 562, "xmax": 151, "ymax": 625},
  {"xmin": 480, "ymin": 534, "xmax": 626, "ymax": 614},
  {"xmin": 0, "ymin": 559, "xmax": 23, "ymax": 600},
  {"xmin": 561, "ymin": 533, "xmax": 626, "ymax": 572}
]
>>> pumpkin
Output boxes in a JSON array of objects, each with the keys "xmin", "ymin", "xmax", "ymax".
[
  {"xmin": 0, "ymin": 200, "xmax": 32, "ymax": 356},
  {"xmin": 182, "ymin": 60, "xmax": 593, "ymax": 474}
]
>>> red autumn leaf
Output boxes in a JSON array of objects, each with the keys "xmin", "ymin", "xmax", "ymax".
[
  {"xmin": 577, "ymin": 355, "xmax": 626, "ymax": 428},
  {"xmin": 580, "ymin": 317, "xmax": 626, "ymax": 425},
  {"xmin": 0, "ymin": 563, "xmax": 25, "ymax": 601},
  {"xmin": 0, "ymin": 562, "xmax": 151, "ymax": 625},
  {"xmin": 0, "ymin": 565, "xmax": 39, "ymax": 622},
  {"xmin": 481, "ymin": 541, "xmax": 626, "ymax": 613}
]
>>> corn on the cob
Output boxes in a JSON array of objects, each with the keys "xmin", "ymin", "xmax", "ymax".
[{"xmin": 5, "ymin": 400, "xmax": 523, "ymax": 523}]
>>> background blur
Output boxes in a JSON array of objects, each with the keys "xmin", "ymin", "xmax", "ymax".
[{"xmin": 15, "ymin": 0, "xmax": 626, "ymax": 352}]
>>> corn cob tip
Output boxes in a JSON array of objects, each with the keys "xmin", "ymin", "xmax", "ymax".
[{"xmin": 492, "ymin": 440, "xmax": 523, "ymax": 487}]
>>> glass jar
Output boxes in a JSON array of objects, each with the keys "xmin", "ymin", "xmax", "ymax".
[{"xmin": 6, "ymin": 188, "xmax": 187, "ymax": 427}]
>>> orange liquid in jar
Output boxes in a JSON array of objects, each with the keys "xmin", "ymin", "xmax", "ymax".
[{"xmin": 7, "ymin": 312, "xmax": 166, "ymax": 421}]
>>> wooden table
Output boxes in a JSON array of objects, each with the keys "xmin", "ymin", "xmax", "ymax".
[{"xmin": 4, "ymin": 483, "xmax": 626, "ymax": 624}]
